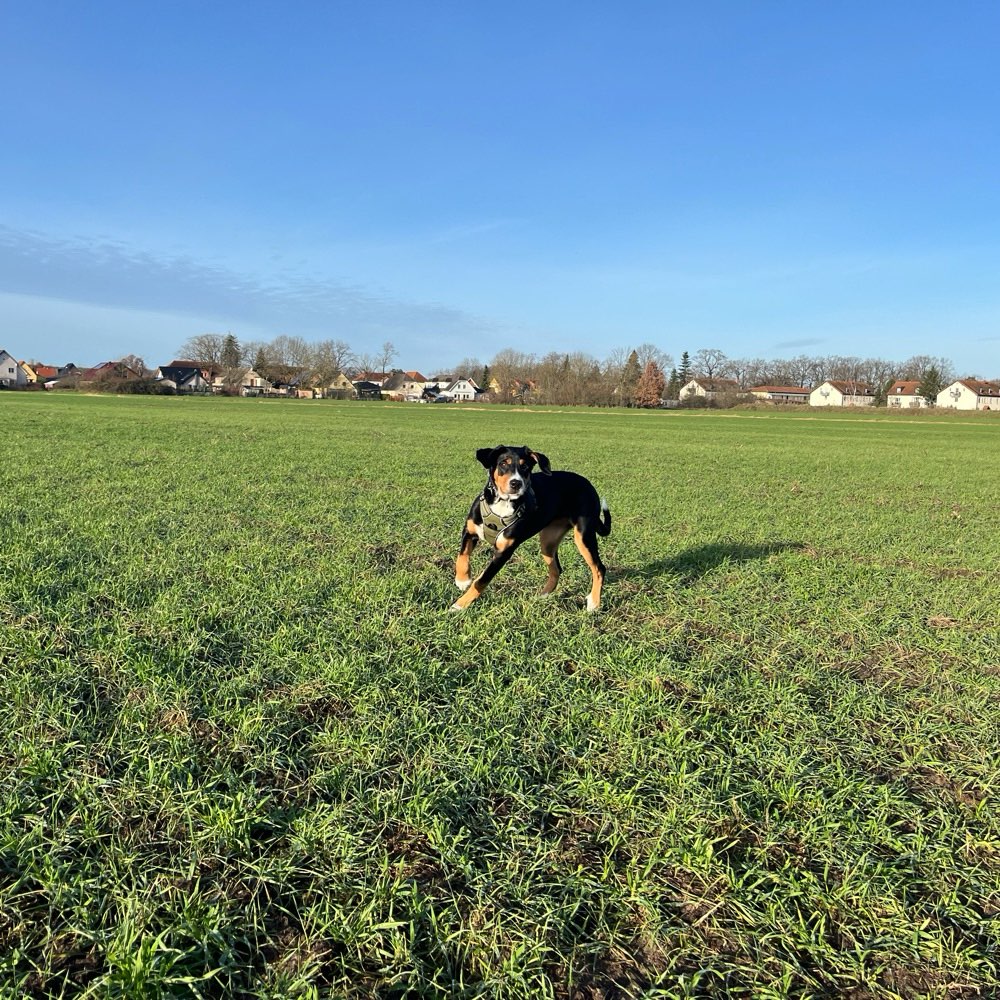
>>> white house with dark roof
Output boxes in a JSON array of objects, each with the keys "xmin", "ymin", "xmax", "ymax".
[
  {"xmin": 155, "ymin": 364, "xmax": 213, "ymax": 393},
  {"xmin": 680, "ymin": 377, "xmax": 741, "ymax": 401},
  {"xmin": 0, "ymin": 349, "xmax": 28, "ymax": 388},
  {"xmin": 937, "ymin": 378, "xmax": 1000, "ymax": 410},
  {"xmin": 809, "ymin": 380, "xmax": 876, "ymax": 407},
  {"xmin": 438, "ymin": 377, "xmax": 483, "ymax": 402}
]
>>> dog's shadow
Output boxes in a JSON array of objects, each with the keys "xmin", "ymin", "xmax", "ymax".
[{"xmin": 613, "ymin": 540, "xmax": 807, "ymax": 587}]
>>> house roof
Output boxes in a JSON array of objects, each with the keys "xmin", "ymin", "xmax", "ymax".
[
  {"xmin": 820, "ymin": 380, "xmax": 875, "ymax": 395},
  {"xmin": 687, "ymin": 377, "xmax": 740, "ymax": 390},
  {"xmin": 157, "ymin": 365, "xmax": 205, "ymax": 382},
  {"xmin": 80, "ymin": 361, "xmax": 140, "ymax": 380},
  {"xmin": 887, "ymin": 380, "xmax": 923, "ymax": 395},
  {"xmin": 442, "ymin": 377, "xmax": 481, "ymax": 393},
  {"xmin": 953, "ymin": 378, "xmax": 1000, "ymax": 395}
]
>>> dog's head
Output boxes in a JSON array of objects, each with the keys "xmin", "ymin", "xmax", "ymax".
[{"xmin": 476, "ymin": 445, "xmax": 551, "ymax": 500}]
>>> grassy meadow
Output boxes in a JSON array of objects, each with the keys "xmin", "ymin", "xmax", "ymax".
[{"xmin": 1, "ymin": 392, "xmax": 998, "ymax": 998}]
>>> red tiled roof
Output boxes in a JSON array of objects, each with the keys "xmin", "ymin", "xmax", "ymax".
[
  {"xmin": 957, "ymin": 379, "xmax": 1000, "ymax": 395},
  {"xmin": 824, "ymin": 380, "xmax": 875, "ymax": 394}
]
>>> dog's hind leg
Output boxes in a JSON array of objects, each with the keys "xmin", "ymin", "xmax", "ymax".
[
  {"xmin": 573, "ymin": 521, "xmax": 606, "ymax": 612},
  {"xmin": 539, "ymin": 519, "xmax": 571, "ymax": 595}
]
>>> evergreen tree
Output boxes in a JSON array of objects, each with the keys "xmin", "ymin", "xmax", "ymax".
[
  {"xmin": 917, "ymin": 365, "xmax": 944, "ymax": 406},
  {"xmin": 221, "ymin": 333, "xmax": 241, "ymax": 369},
  {"xmin": 220, "ymin": 333, "xmax": 243, "ymax": 388},
  {"xmin": 666, "ymin": 367, "xmax": 682, "ymax": 400},
  {"xmin": 678, "ymin": 351, "xmax": 692, "ymax": 384},
  {"xmin": 620, "ymin": 350, "xmax": 641, "ymax": 406}
]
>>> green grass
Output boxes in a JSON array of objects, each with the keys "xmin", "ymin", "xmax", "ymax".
[{"xmin": 1, "ymin": 393, "xmax": 998, "ymax": 998}]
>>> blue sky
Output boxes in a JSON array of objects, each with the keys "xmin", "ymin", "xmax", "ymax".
[{"xmin": 3, "ymin": 1, "xmax": 999, "ymax": 375}]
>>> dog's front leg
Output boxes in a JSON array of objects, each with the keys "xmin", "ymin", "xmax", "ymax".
[
  {"xmin": 451, "ymin": 536, "xmax": 518, "ymax": 611},
  {"xmin": 454, "ymin": 518, "xmax": 479, "ymax": 591}
]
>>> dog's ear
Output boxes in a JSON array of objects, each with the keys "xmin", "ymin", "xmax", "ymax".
[
  {"xmin": 528, "ymin": 449, "xmax": 552, "ymax": 475},
  {"xmin": 476, "ymin": 447, "xmax": 499, "ymax": 468}
]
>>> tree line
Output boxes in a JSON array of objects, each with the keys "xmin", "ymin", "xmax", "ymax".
[
  {"xmin": 450, "ymin": 346, "xmax": 961, "ymax": 407},
  {"xmin": 174, "ymin": 332, "xmax": 967, "ymax": 407}
]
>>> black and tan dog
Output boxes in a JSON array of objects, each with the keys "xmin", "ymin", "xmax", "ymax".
[{"xmin": 452, "ymin": 445, "xmax": 611, "ymax": 612}]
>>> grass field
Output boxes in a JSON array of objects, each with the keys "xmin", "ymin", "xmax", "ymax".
[{"xmin": 1, "ymin": 393, "xmax": 998, "ymax": 998}]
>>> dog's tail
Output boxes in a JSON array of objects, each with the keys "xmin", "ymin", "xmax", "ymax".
[{"xmin": 596, "ymin": 497, "xmax": 612, "ymax": 536}]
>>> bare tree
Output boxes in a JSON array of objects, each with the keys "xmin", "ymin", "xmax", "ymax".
[
  {"xmin": 489, "ymin": 348, "xmax": 533, "ymax": 401},
  {"xmin": 722, "ymin": 357, "xmax": 752, "ymax": 388},
  {"xmin": 375, "ymin": 340, "xmax": 397, "ymax": 376},
  {"xmin": 635, "ymin": 343, "xmax": 673, "ymax": 372},
  {"xmin": 784, "ymin": 354, "xmax": 819, "ymax": 387},
  {"xmin": 693, "ymin": 348, "xmax": 727, "ymax": 380},
  {"xmin": 313, "ymin": 339, "xmax": 354, "ymax": 387},
  {"xmin": 900, "ymin": 354, "xmax": 955, "ymax": 383},
  {"xmin": 177, "ymin": 333, "xmax": 226, "ymax": 365},
  {"xmin": 119, "ymin": 353, "xmax": 147, "ymax": 375}
]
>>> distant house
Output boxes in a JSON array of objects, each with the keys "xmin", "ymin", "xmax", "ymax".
[
  {"xmin": 155, "ymin": 364, "xmax": 213, "ymax": 393},
  {"xmin": 681, "ymin": 377, "xmax": 742, "ymax": 401},
  {"xmin": 211, "ymin": 368, "xmax": 271, "ymax": 396},
  {"xmin": 0, "ymin": 349, "xmax": 28, "ymax": 388},
  {"xmin": 748, "ymin": 385, "xmax": 811, "ymax": 404},
  {"xmin": 351, "ymin": 370, "xmax": 392, "ymax": 387},
  {"xmin": 352, "ymin": 380, "xmax": 383, "ymax": 400},
  {"xmin": 382, "ymin": 370, "xmax": 430, "ymax": 401},
  {"xmin": 32, "ymin": 364, "xmax": 59, "ymax": 382},
  {"xmin": 809, "ymin": 380, "xmax": 876, "ymax": 407},
  {"xmin": 886, "ymin": 380, "xmax": 930, "ymax": 409},
  {"xmin": 937, "ymin": 378, "xmax": 1000, "ymax": 410},
  {"xmin": 79, "ymin": 361, "xmax": 142, "ymax": 385},
  {"xmin": 438, "ymin": 377, "xmax": 483, "ymax": 402},
  {"xmin": 318, "ymin": 371, "xmax": 355, "ymax": 398}
]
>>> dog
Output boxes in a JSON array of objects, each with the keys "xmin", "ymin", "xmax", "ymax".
[{"xmin": 452, "ymin": 445, "xmax": 611, "ymax": 612}]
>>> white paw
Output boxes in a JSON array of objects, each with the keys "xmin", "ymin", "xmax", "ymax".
[
  {"xmin": 449, "ymin": 601, "xmax": 466, "ymax": 612},
  {"xmin": 586, "ymin": 595, "xmax": 599, "ymax": 613},
  {"xmin": 455, "ymin": 577, "xmax": 472, "ymax": 592}
]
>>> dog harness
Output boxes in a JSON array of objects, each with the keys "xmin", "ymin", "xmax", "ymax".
[{"xmin": 477, "ymin": 494, "xmax": 529, "ymax": 547}]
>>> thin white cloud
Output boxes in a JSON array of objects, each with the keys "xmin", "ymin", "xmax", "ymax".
[{"xmin": 0, "ymin": 224, "xmax": 490, "ymax": 342}]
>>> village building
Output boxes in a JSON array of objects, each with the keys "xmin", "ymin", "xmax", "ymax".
[
  {"xmin": 437, "ymin": 377, "xmax": 483, "ymax": 402},
  {"xmin": 0, "ymin": 349, "xmax": 29, "ymax": 388},
  {"xmin": 381, "ymin": 370, "xmax": 431, "ymax": 401},
  {"xmin": 680, "ymin": 377, "xmax": 742, "ymax": 401},
  {"xmin": 748, "ymin": 385, "xmax": 811, "ymax": 404},
  {"xmin": 885, "ymin": 380, "xmax": 931, "ymax": 409},
  {"xmin": 936, "ymin": 378, "xmax": 1000, "ymax": 410},
  {"xmin": 155, "ymin": 363, "xmax": 214, "ymax": 393},
  {"xmin": 809, "ymin": 380, "xmax": 876, "ymax": 407}
]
